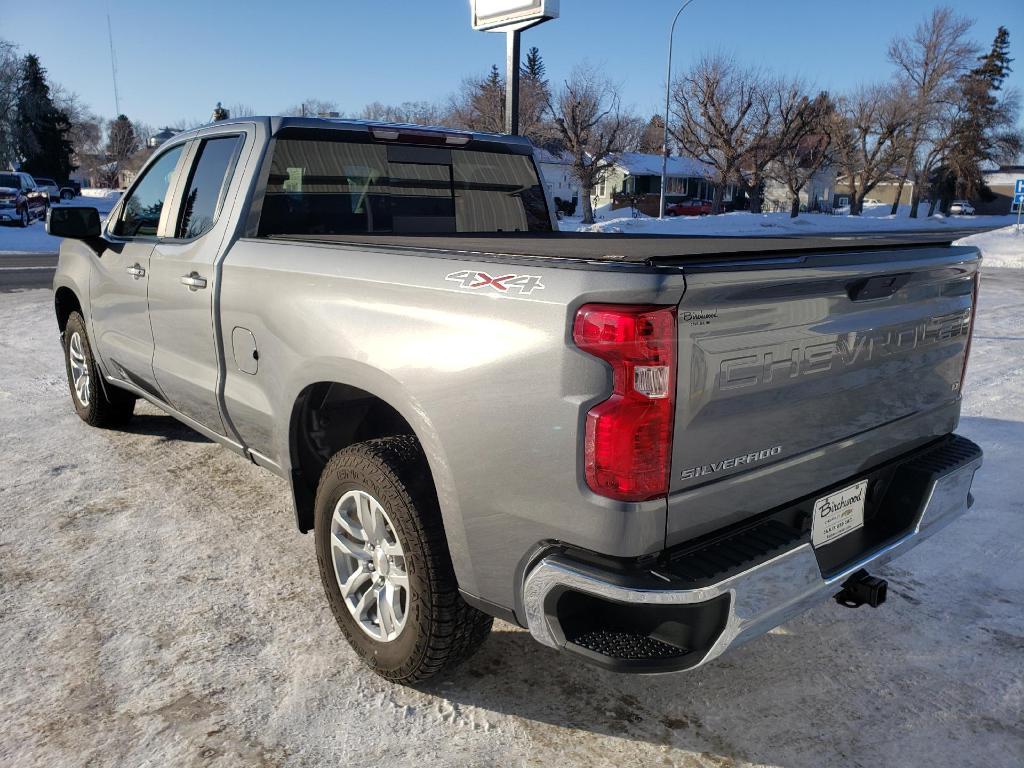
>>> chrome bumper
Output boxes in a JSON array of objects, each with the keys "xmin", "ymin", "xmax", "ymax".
[{"xmin": 522, "ymin": 453, "xmax": 982, "ymax": 670}]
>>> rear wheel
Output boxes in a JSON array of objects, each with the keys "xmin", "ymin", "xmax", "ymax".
[
  {"xmin": 314, "ymin": 436, "xmax": 492, "ymax": 684},
  {"xmin": 63, "ymin": 311, "xmax": 135, "ymax": 428}
]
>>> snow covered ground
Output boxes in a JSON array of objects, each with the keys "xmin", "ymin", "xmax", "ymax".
[
  {"xmin": 0, "ymin": 192, "xmax": 120, "ymax": 255},
  {"xmin": 1, "ymin": 270, "xmax": 1022, "ymax": 766}
]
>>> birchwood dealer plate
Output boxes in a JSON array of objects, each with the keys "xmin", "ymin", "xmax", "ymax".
[{"xmin": 812, "ymin": 479, "xmax": 868, "ymax": 548}]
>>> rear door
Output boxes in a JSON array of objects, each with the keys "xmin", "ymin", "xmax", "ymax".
[
  {"xmin": 90, "ymin": 143, "xmax": 188, "ymax": 396},
  {"xmin": 665, "ymin": 245, "xmax": 978, "ymax": 547},
  {"xmin": 148, "ymin": 129, "xmax": 248, "ymax": 434}
]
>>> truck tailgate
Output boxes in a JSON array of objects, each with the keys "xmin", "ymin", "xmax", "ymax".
[{"xmin": 666, "ymin": 244, "xmax": 979, "ymax": 548}]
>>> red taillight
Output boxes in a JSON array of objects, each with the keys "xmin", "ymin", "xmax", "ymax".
[
  {"xmin": 959, "ymin": 272, "xmax": 980, "ymax": 393},
  {"xmin": 573, "ymin": 304, "xmax": 677, "ymax": 502}
]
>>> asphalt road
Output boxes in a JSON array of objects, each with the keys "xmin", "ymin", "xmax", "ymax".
[{"xmin": 0, "ymin": 252, "xmax": 56, "ymax": 291}]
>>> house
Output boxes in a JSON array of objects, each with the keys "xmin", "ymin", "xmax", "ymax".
[
  {"xmin": 760, "ymin": 136, "xmax": 837, "ymax": 213},
  {"xmin": 147, "ymin": 127, "xmax": 178, "ymax": 149},
  {"xmin": 977, "ymin": 165, "xmax": 1024, "ymax": 214},
  {"xmin": 834, "ymin": 173, "xmax": 915, "ymax": 209},
  {"xmin": 591, "ymin": 152, "xmax": 733, "ymax": 217},
  {"xmin": 535, "ymin": 148, "xmax": 580, "ymax": 212}
]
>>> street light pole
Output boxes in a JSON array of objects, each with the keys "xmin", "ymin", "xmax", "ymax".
[{"xmin": 659, "ymin": 0, "xmax": 698, "ymax": 220}]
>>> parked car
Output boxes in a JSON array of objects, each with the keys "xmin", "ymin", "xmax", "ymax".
[
  {"xmin": 33, "ymin": 177, "xmax": 61, "ymax": 203},
  {"xmin": 949, "ymin": 200, "xmax": 976, "ymax": 215},
  {"xmin": 60, "ymin": 180, "xmax": 81, "ymax": 201},
  {"xmin": 665, "ymin": 198, "xmax": 713, "ymax": 216},
  {"xmin": 0, "ymin": 171, "xmax": 48, "ymax": 226},
  {"xmin": 49, "ymin": 117, "xmax": 983, "ymax": 685}
]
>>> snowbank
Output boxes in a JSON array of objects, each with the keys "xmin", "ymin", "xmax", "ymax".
[{"xmin": 955, "ymin": 226, "xmax": 1024, "ymax": 269}]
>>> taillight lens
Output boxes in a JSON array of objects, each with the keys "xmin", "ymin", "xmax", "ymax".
[
  {"xmin": 959, "ymin": 272, "xmax": 980, "ymax": 393},
  {"xmin": 573, "ymin": 304, "xmax": 677, "ymax": 501}
]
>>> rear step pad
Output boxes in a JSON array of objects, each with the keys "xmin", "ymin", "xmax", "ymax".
[{"xmin": 569, "ymin": 629, "xmax": 689, "ymax": 661}]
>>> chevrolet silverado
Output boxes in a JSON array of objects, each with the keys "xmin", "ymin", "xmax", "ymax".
[{"xmin": 47, "ymin": 117, "xmax": 983, "ymax": 684}]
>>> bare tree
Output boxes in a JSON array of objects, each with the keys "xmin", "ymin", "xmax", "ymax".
[
  {"xmin": 742, "ymin": 77, "xmax": 819, "ymax": 214},
  {"xmin": 829, "ymin": 85, "xmax": 910, "ymax": 215},
  {"xmin": 887, "ymin": 6, "xmax": 977, "ymax": 216},
  {"xmin": 359, "ymin": 100, "xmax": 445, "ymax": 126},
  {"xmin": 771, "ymin": 92, "xmax": 835, "ymax": 217},
  {"xmin": 547, "ymin": 65, "xmax": 631, "ymax": 224},
  {"xmin": 447, "ymin": 66, "xmax": 505, "ymax": 134},
  {"xmin": 228, "ymin": 103, "xmax": 256, "ymax": 118},
  {"xmin": 669, "ymin": 54, "xmax": 768, "ymax": 214},
  {"xmin": 51, "ymin": 85, "xmax": 102, "ymax": 178},
  {"xmin": 0, "ymin": 39, "xmax": 21, "ymax": 169},
  {"xmin": 283, "ymin": 98, "xmax": 340, "ymax": 117}
]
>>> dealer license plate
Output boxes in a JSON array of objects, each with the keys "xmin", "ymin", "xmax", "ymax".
[{"xmin": 811, "ymin": 479, "xmax": 868, "ymax": 548}]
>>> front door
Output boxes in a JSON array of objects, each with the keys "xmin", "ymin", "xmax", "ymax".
[
  {"xmin": 149, "ymin": 133, "xmax": 246, "ymax": 434},
  {"xmin": 89, "ymin": 144, "xmax": 187, "ymax": 397}
]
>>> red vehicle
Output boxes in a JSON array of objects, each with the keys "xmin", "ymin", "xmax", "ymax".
[{"xmin": 665, "ymin": 199, "xmax": 713, "ymax": 216}]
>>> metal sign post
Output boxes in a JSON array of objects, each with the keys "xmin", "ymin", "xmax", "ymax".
[{"xmin": 470, "ymin": 0, "xmax": 560, "ymax": 136}]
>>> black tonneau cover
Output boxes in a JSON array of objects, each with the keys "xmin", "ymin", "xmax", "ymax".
[{"xmin": 268, "ymin": 228, "xmax": 992, "ymax": 265}]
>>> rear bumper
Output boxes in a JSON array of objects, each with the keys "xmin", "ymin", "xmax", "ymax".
[{"xmin": 522, "ymin": 435, "xmax": 982, "ymax": 672}]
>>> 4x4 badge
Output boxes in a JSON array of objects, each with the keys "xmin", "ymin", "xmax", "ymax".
[{"xmin": 445, "ymin": 270, "xmax": 545, "ymax": 295}]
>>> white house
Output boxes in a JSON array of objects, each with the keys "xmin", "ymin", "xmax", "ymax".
[{"xmin": 535, "ymin": 148, "xmax": 580, "ymax": 210}]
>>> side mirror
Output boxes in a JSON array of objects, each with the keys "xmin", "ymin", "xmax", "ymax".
[{"xmin": 47, "ymin": 206, "xmax": 101, "ymax": 239}]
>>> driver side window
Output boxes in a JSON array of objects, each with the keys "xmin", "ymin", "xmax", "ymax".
[{"xmin": 113, "ymin": 144, "xmax": 184, "ymax": 238}]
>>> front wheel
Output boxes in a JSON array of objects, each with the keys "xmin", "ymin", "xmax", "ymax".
[
  {"xmin": 63, "ymin": 311, "xmax": 136, "ymax": 428},
  {"xmin": 18, "ymin": 207, "xmax": 29, "ymax": 227},
  {"xmin": 314, "ymin": 436, "xmax": 492, "ymax": 684}
]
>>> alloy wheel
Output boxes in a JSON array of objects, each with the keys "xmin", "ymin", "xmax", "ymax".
[{"xmin": 329, "ymin": 489, "xmax": 409, "ymax": 642}]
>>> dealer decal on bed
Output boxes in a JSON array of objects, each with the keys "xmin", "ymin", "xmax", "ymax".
[{"xmin": 445, "ymin": 270, "xmax": 545, "ymax": 295}]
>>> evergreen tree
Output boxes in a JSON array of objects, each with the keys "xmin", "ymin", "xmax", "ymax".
[
  {"xmin": 974, "ymin": 26, "xmax": 1013, "ymax": 90},
  {"xmin": 14, "ymin": 54, "xmax": 75, "ymax": 181},
  {"xmin": 946, "ymin": 26, "xmax": 1020, "ymax": 202},
  {"xmin": 521, "ymin": 47, "xmax": 547, "ymax": 86},
  {"xmin": 485, "ymin": 64, "xmax": 503, "ymax": 92}
]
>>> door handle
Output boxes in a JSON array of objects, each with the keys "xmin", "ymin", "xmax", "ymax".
[
  {"xmin": 180, "ymin": 272, "xmax": 208, "ymax": 291},
  {"xmin": 125, "ymin": 263, "xmax": 145, "ymax": 279}
]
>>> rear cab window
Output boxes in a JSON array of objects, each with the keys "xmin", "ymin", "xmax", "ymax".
[
  {"xmin": 257, "ymin": 132, "xmax": 551, "ymax": 237},
  {"xmin": 176, "ymin": 135, "xmax": 243, "ymax": 239}
]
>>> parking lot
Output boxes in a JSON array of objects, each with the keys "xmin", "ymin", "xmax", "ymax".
[{"xmin": 1, "ymin": 270, "xmax": 1023, "ymax": 768}]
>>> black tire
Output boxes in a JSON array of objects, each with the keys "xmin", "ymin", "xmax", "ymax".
[
  {"xmin": 314, "ymin": 436, "xmax": 492, "ymax": 684},
  {"xmin": 63, "ymin": 311, "xmax": 136, "ymax": 428},
  {"xmin": 61, "ymin": 189, "xmax": 73, "ymax": 201},
  {"xmin": 18, "ymin": 206, "xmax": 29, "ymax": 227}
]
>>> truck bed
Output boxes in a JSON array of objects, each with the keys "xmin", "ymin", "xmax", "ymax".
[{"xmin": 265, "ymin": 228, "xmax": 994, "ymax": 265}]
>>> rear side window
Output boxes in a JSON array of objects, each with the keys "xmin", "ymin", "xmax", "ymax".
[
  {"xmin": 257, "ymin": 138, "xmax": 551, "ymax": 236},
  {"xmin": 113, "ymin": 145, "xmax": 184, "ymax": 237},
  {"xmin": 177, "ymin": 136, "xmax": 243, "ymax": 239}
]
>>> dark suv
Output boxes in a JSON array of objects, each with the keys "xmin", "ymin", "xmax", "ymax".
[{"xmin": 0, "ymin": 172, "xmax": 48, "ymax": 226}]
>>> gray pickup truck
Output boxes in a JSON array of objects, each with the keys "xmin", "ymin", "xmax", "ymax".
[{"xmin": 48, "ymin": 117, "xmax": 983, "ymax": 684}]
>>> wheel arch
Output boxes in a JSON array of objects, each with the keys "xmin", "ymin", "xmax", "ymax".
[
  {"xmin": 54, "ymin": 284, "xmax": 83, "ymax": 334},
  {"xmin": 285, "ymin": 378, "xmax": 475, "ymax": 593}
]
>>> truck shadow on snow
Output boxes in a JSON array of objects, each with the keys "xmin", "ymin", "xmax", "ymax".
[{"xmin": 121, "ymin": 413, "xmax": 212, "ymax": 444}]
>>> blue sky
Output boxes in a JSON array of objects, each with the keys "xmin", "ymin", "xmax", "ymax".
[{"xmin": 5, "ymin": 1, "xmax": 1023, "ymax": 128}]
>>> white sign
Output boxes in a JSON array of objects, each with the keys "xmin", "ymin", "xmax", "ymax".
[
  {"xmin": 470, "ymin": 0, "xmax": 559, "ymax": 31},
  {"xmin": 811, "ymin": 479, "xmax": 868, "ymax": 548}
]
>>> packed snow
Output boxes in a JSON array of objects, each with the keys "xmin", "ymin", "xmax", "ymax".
[{"xmin": 1, "ymin": 270, "xmax": 1021, "ymax": 767}]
